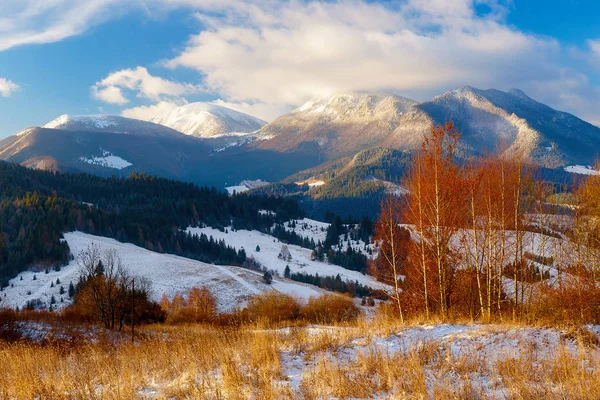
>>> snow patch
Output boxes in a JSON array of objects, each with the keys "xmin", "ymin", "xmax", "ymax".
[
  {"xmin": 564, "ymin": 165, "xmax": 600, "ymax": 175},
  {"xmin": 79, "ymin": 150, "xmax": 132, "ymax": 170},
  {"xmin": 225, "ymin": 179, "xmax": 269, "ymax": 195}
]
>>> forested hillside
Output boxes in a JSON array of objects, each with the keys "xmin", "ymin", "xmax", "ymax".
[
  {"xmin": 253, "ymin": 148, "xmax": 412, "ymax": 219},
  {"xmin": 0, "ymin": 162, "xmax": 303, "ymax": 286}
]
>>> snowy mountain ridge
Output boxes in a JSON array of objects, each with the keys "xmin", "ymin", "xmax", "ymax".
[
  {"xmin": 42, "ymin": 114, "xmax": 185, "ymax": 138},
  {"xmin": 152, "ymin": 102, "xmax": 267, "ymax": 138},
  {"xmin": 292, "ymin": 91, "xmax": 417, "ymax": 120},
  {"xmin": 255, "ymin": 91, "xmax": 418, "ymax": 158},
  {"xmin": 385, "ymin": 86, "xmax": 600, "ymax": 168}
]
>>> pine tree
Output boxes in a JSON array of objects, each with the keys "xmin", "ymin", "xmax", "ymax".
[
  {"xmin": 263, "ymin": 271, "xmax": 273, "ymax": 285},
  {"xmin": 284, "ymin": 265, "xmax": 291, "ymax": 278}
]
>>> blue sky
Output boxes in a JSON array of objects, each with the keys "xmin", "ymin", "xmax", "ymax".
[{"xmin": 0, "ymin": 0, "xmax": 599, "ymax": 137}]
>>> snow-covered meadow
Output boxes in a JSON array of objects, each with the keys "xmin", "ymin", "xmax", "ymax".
[
  {"xmin": 1, "ymin": 232, "xmax": 325, "ymax": 312},
  {"xmin": 187, "ymin": 220, "xmax": 384, "ymax": 290}
]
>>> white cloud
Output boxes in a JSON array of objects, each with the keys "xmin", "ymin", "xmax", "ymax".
[
  {"xmin": 92, "ymin": 66, "xmax": 202, "ymax": 104},
  {"xmin": 0, "ymin": 0, "xmax": 129, "ymax": 51},
  {"xmin": 91, "ymin": 85, "xmax": 128, "ymax": 105},
  {"xmin": 0, "ymin": 0, "xmax": 242, "ymax": 51},
  {"xmin": 590, "ymin": 39, "xmax": 600, "ymax": 57},
  {"xmin": 0, "ymin": 78, "xmax": 19, "ymax": 97},
  {"xmin": 7, "ymin": 0, "xmax": 599, "ymax": 124},
  {"xmin": 121, "ymin": 99, "xmax": 187, "ymax": 121},
  {"xmin": 164, "ymin": 0, "xmax": 565, "ymax": 109},
  {"xmin": 589, "ymin": 39, "xmax": 600, "ymax": 72},
  {"xmin": 211, "ymin": 99, "xmax": 289, "ymax": 122},
  {"xmin": 523, "ymin": 70, "xmax": 600, "ymax": 128}
]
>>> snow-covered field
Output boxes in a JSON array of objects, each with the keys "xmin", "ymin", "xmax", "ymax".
[
  {"xmin": 187, "ymin": 222, "xmax": 384, "ymax": 289},
  {"xmin": 564, "ymin": 165, "xmax": 600, "ymax": 175},
  {"xmin": 282, "ymin": 217, "xmax": 330, "ymax": 243},
  {"xmin": 79, "ymin": 150, "xmax": 132, "ymax": 169},
  {"xmin": 225, "ymin": 179, "xmax": 269, "ymax": 194},
  {"xmin": 1, "ymin": 232, "xmax": 325, "ymax": 312},
  {"xmin": 274, "ymin": 323, "xmax": 600, "ymax": 398}
]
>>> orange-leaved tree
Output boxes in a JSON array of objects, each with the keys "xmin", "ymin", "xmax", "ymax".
[
  {"xmin": 403, "ymin": 121, "xmax": 465, "ymax": 319},
  {"xmin": 370, "ymin": 195, "xmax": 411, "ymax": 323}
]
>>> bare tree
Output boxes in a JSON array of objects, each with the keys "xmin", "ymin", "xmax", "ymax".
[
  {"xmin": 370, "ymin": 196, "xmax": 410, "ymax": 323},
  {"xmin": 77, "ymin": 244, "xmax": 132, "ymax": 330}
]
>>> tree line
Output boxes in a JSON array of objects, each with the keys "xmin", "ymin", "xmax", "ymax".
[
  {"xmin": 0, "ymin": 162, "xmax": 304, "ymax": 286},
  {"xmin": 371, "ymin": 121, "xmax": 600, "ymax": 324}
]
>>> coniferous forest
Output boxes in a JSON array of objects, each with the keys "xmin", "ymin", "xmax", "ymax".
[{"xmin": 0, "ymin": 161, "xmax": 303, "ymax": 286}]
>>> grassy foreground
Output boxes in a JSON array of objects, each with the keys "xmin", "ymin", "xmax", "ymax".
[{"xmin": 1, "ymin": 315, "xmax": 600, "ymax": 399}]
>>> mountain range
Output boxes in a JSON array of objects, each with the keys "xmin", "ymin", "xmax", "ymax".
[{"xmin": 1, "ymin": 88, "xmax": 598, "ymax": 197}]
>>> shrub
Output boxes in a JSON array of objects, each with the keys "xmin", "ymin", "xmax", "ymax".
[
  {"xmin": 529, "ymin": 280, "xmax": 600, "ymax": 324},
  {"xmin": 160, "ymin": 286, "xmax": 217, "ymax": 324},
  {"xmin": 246, "ymin": 291, "xmax": 300, "ymax": 323},
  {"xmin": 301, "ymin": 294, "xmax": 360, "ymax": 324},
  {"xmin": 0, "ymin": 309, "xmax": 20, "ymax": 342}
]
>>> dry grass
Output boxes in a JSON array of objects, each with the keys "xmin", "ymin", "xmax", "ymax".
[{"xmin": 0, "ymin": 318, "xmax": 599, "ymax": 399}]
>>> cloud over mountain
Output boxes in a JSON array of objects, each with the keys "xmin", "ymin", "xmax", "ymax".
[
  {"xmin": 0, "ymin": 78, "xmax": 19, "ymax": 97},
  {"xmin": 2, "ymin": 1, "xmax": 600, "ymax": 126},
  {"xmin": 162, "ymin": 0, "xmax": 599, "ymax": 124}
]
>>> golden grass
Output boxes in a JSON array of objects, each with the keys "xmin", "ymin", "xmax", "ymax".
[{"xmin": 0, "ymin": 319, "xmax": 599, "ymax": 399}]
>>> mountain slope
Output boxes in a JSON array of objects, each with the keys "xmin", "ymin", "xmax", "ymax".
[
  {"xmin": 253, "ymin": 148, "xmax": 412, "ymax": 219},
  {"xmin": 43, "ymin": 114, "xmax": 185, "ymax": 138},
  {"xmin": 0, "ymin": 126, "xmax": 320, "ymax": 189},
  {"xmin": 0, "ymin": 127, "xmax": 210, "ymax": 178},
  {"xmin": 152, "ymin": 102, "xmax": 267, "ymax": 138},
  {"xmin": 3, "ymin": 231, "xmax": 324, "ymax": 312},
  {"xmin": 254, "ymin": 92, "xmax": 417, "ymax": 159},
  {"xmin": 385, "ymin": 87, "xmax": 600, "ymax": 168}
]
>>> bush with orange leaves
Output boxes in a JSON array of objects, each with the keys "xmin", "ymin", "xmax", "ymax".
[
  {"xmin": 160, "ymin": 286, "xmax": 217, "ymax": 324},
  {"xmin": 246, "ymin": 291, "xmax": 301, "ymax": 323},
  {"xmin": 301, "ymin": 293, "xmax": 359, "ymax": 324},
  {"xmin": 529, "ymin": 279, "xmax": 600, "ymax": 325}
]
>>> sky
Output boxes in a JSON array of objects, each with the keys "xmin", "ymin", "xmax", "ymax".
[{"xmin": 0, "ymin": 0, "xmax": 599, "ymax": 137}]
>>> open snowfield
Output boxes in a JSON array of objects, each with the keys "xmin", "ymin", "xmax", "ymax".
[
  {"xmin": 187, "ymin": 223, "xmax": 385, "ymax": 289},
  {"xmin": 1, "ymin": 232, "xmax": 325, "ymax": 312}
]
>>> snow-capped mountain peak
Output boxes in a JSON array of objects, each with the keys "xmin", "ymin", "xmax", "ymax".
[
  {"xmin": 152, "ymin": 102, "xmax": 267, "ymax": 138},
  {"xmin": 293, "ymin": 91, "xmax": 417, "ymax": 120},
  {"xmin": 41, "ymin": 114, "xmax": 184, "ymax": 138},
  {"xmin": 43, "ymin": 114, "xmax": 119, "ymax": 130}
]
